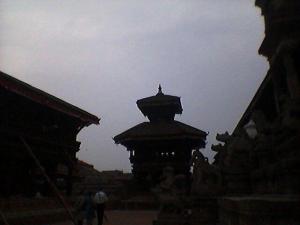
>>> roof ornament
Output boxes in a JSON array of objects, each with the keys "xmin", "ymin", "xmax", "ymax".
[{"xmin": 158, "ymin": 84, "xmax": 163, "ymax": 94}]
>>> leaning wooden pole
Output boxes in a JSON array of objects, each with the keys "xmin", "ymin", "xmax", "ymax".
[
  {"xmin": 19, "ymin": 137, "xmax": 76, "ymax": 225},
  {"xmin": 0, "ymin": 210, "xmax": 10, "ymax": 225}
]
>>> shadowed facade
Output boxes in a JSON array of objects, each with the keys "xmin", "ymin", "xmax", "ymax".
[{"xmin": 0, "ymin": 71, "xmax": 100, "ymax": 197}]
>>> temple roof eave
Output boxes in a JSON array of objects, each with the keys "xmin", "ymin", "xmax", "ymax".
[
  {"xmin": 113, "ymin": 120, "xmax": 207, "ymax": 147},
  {"xmin": 138, "ymin": 103, "xmax": 183, "ymax": 116},
  {"xmin": 0, "ymin": 71, "xmax": 100, "ymax": 125},
  {"xmin": 136, "ymin": 94, "xmax": 181, "ymax": 105},
  {"xmin": 136, "ymin": 91, "xmax": 183, "ymax": 115}
]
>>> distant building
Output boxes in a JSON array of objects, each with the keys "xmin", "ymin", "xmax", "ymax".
[
  {"xmin": 73, "ymin": 160, "xmax": 103, "ymax": 194},
  {"xmin": 114, "ymin": 86, "xmax": 207, "ymax": 189},
  {"xmin": 98, "ymin": 170, "xmax": 132, "ymax": 196},
  {"xmin": 73, "ymin": 162, "xmax": 132, "ymax": 203}
]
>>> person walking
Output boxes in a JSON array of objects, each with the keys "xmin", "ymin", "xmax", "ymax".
[
  {"xmin": 94, "ymin": 188, "xmax": 108, "ymax": 225},
  {"xmin": 83, "ymin": 191, "xmax": 96, "ymax": 225}
]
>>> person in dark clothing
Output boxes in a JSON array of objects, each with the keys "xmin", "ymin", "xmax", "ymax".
[
  {"xmin": 84, "ymin": 191, "xmax": 96, "ymax": 225},
  {"xmin": 94, "ymin": 188, "xmax": 108, "ymax": 225},
  {"xmin": 77, "ymin": 191, "xmax": 96, "ymax": 225}
]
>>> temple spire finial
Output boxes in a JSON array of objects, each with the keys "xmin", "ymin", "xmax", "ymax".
[{"xmin": 158, "ymin": 84, "xmax": 163, "ymax": 94}]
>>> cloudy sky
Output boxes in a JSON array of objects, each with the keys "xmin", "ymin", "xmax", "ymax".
[{"xmin": 0, "ymin": 0, "xmax": 268, "ymax": 172}]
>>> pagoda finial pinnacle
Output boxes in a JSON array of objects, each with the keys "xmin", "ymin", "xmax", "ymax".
[{"xmin": 158, "ymin": 84, "xmax": 162, "ymax": 94}]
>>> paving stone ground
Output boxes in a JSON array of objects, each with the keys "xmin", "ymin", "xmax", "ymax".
[{"xmin": 53, "ymin": 210, "xmax": 158, "ymax": 225}]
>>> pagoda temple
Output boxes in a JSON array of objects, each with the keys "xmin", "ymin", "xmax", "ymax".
[{"xmin": 114, "ymin": 86, "xmax": 207, "ymax": 188}]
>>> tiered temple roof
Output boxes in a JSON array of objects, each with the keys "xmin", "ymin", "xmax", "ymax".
[
  {"xmin": 114, "ymin": 86, "xmax": 207, "ymax": 188},
  {"xmin": 114, "ymin": 85, "xmax": 206, "ymax": 148}
]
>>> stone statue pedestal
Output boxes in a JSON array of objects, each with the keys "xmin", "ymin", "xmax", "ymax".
[{"xmin": 153, "ymin": 196, "xmax": 218, "ymax": 225}]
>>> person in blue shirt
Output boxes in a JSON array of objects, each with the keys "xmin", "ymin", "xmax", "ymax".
[{"xmin": 82, "ymin": 191, "xmax": 96, "ymax": 225}]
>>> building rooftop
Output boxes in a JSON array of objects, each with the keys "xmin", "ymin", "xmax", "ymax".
[{"xmin": 0, "ymin": 70, "xmax": 100, "ymax": 125}]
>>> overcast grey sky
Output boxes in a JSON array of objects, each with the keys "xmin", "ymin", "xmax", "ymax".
[{"xmin": 0, "ymin": 0, "xmax": 268, "ymax": 172}]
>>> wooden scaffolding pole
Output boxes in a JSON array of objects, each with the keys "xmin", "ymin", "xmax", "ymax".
[
  {"xmin": 19, "ymin": 137, "xmax": 76, "ymax": 225},
  {"xmin": 0, "ymin": 210, "xmax": 10, "ymax": 225}
]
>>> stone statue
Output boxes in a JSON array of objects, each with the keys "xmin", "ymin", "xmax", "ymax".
[
  {"xmin": 216, "ymin": 131, "xmax": 231, "ymax": 143},
  {"xmin": 158, "ymin": 166, "xmax": 176, "ymax": 193},
  {"xmin": 211, "ymin": 131, "xmax": 231, "ymax": 166},
  {"xmin": 190, "ymin": 150, "xmax": 222, "ymax": 196},
  {"xmin": 211, "ymin": 143, "xmax": 224, "ymax": 152},
  {"xmin": 152, "ymin": 166, "xmax": 188, "ymax": 218},
  {"xmin": 153, "ymin": 166, "xmax": 187, "ymax": 196}
]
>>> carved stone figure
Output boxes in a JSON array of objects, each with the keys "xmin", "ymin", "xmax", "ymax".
[
  {"xmin": 159, "ymin": 166, "xmax": 176, "ymax": 192},
  {"xmin": 152, "ymin": 166, "xmax": 189, "ymax": 223},
  {"xmin": 216, "ymin": 131, "xmax": 231, "ymax": 143},
  {"xmin": 211, "ymin": 143, "xmax": 224, "ymax": 152},
  {"xmin": 211, "ymin": 131, "xmax": 233, "ymax": 166},
  {"xmin": 153, "ymin": 166, "xmax": 187, "ymax": 196},
  {"xmin": 190, "ymin": 150, "xmax": 222, "ymax": 196}
]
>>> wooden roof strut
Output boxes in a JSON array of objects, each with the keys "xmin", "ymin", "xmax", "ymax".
[
  {"xmin": 20, "ymin": 136, "xmax": 76, "ymax": 225},
  {"xmin": 0, "ymin": 210, "xmax": 10, "ymax": 225}
]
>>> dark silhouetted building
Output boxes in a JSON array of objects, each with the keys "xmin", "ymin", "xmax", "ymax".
[
  {"xmin": 0, "ymin": 71, "xmax": 100, "ymax": 197},
  {"xmin": 114, "ymin": 86, "xmax": 207, "ymax": 189}
]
